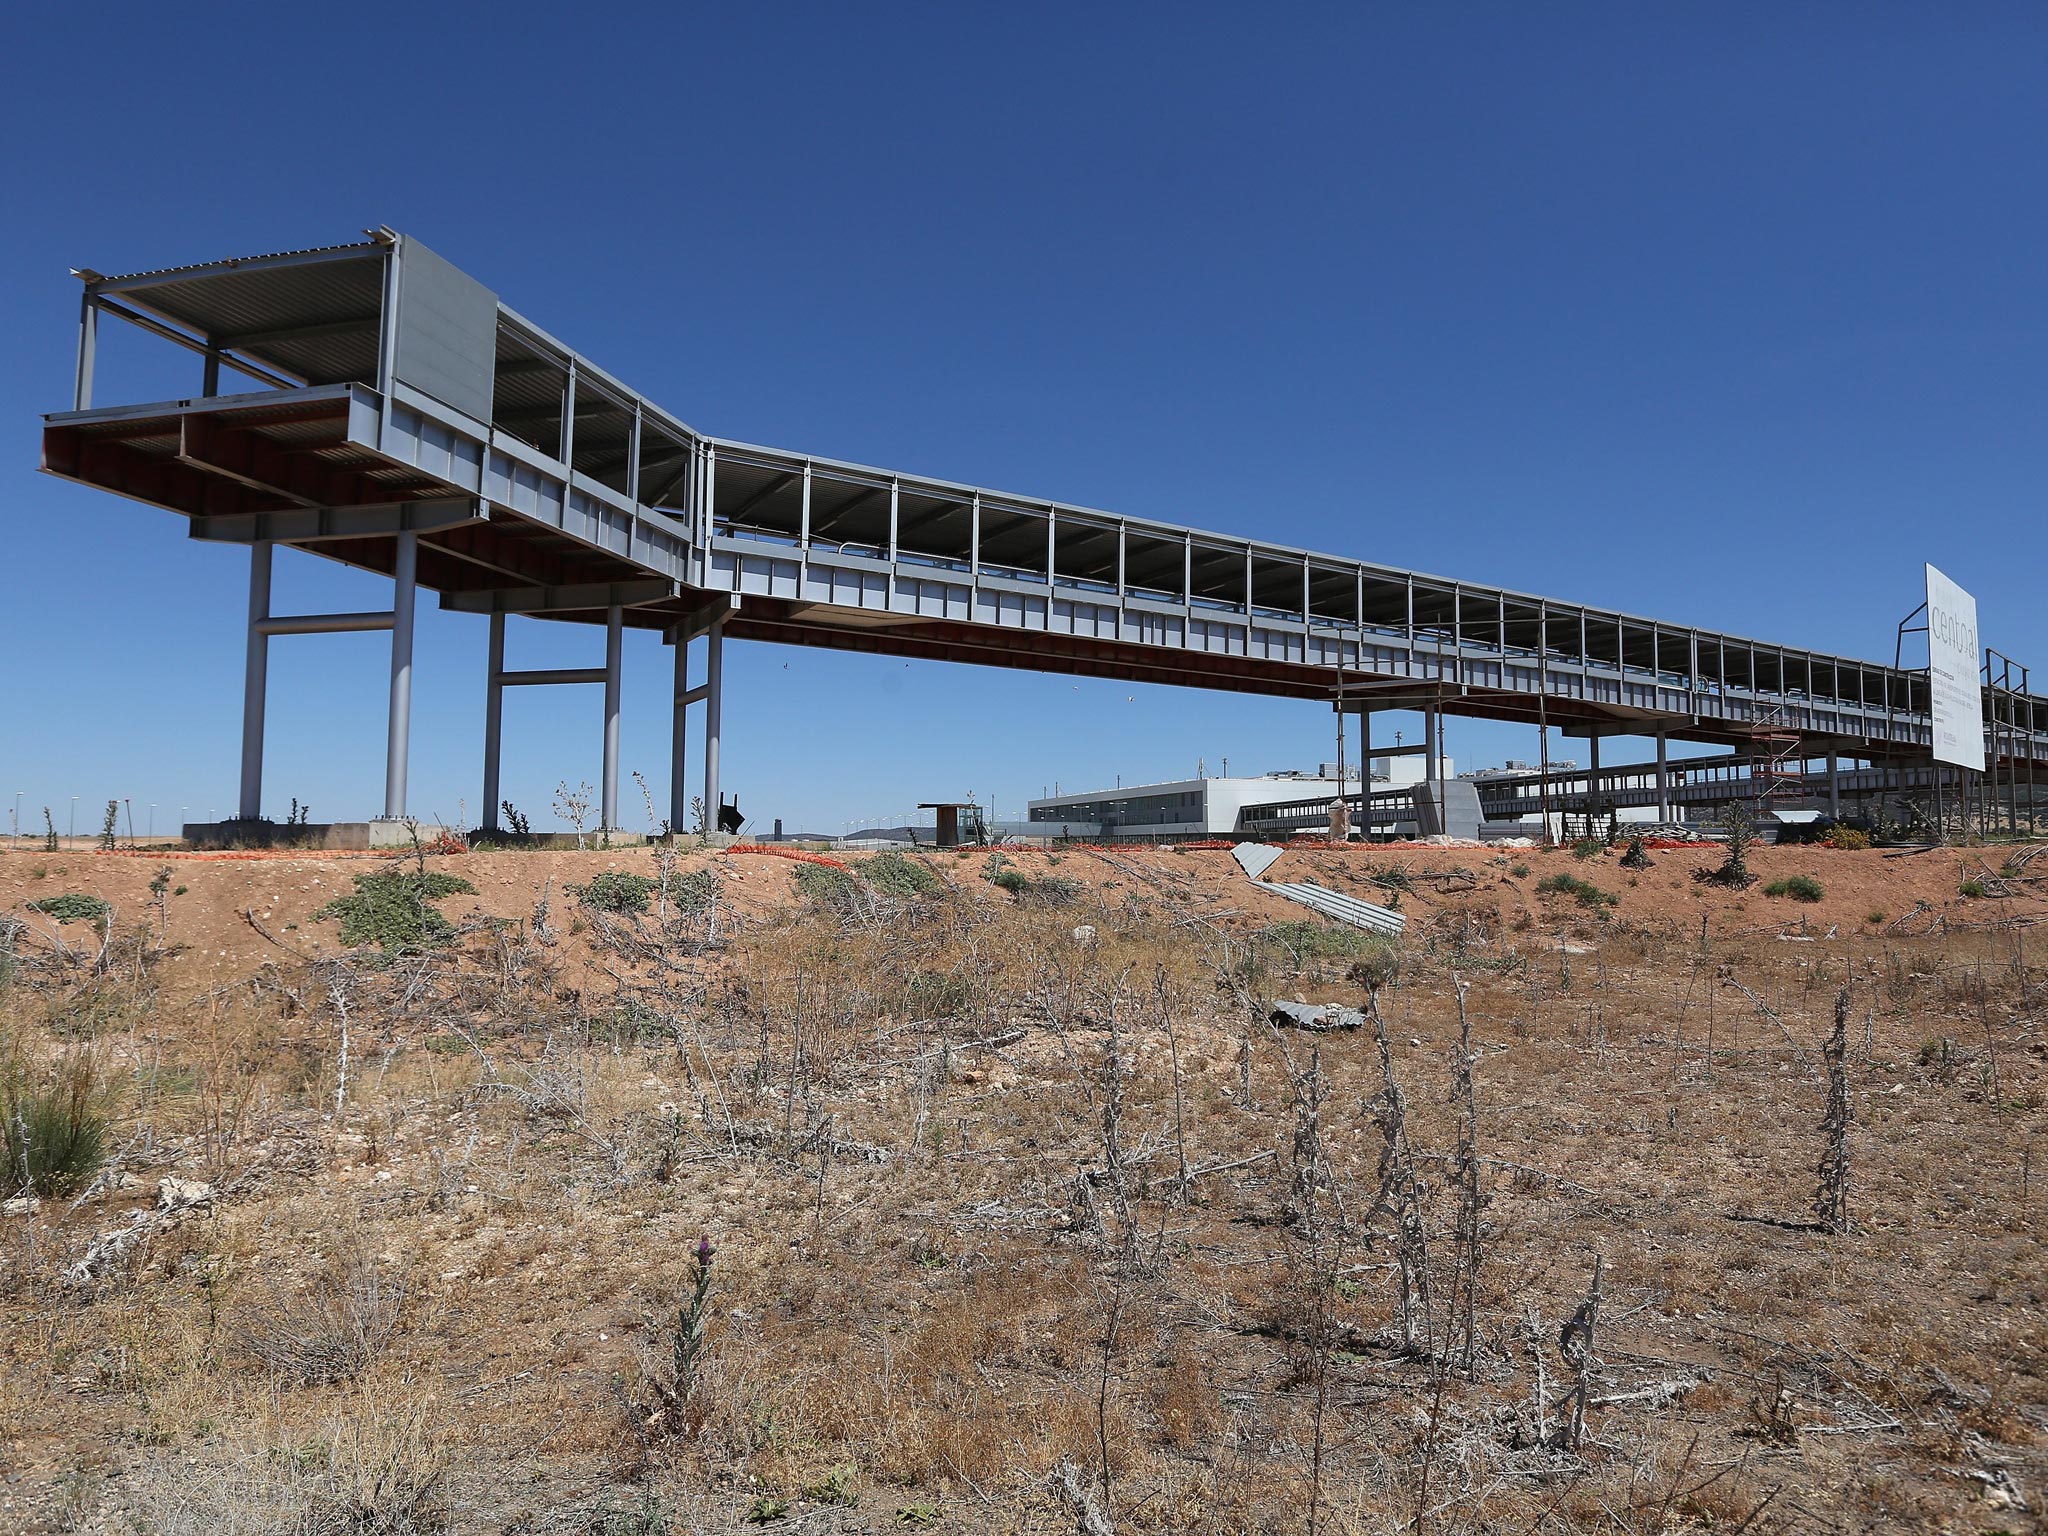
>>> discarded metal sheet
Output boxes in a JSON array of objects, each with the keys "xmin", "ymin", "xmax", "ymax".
[
  {"xmin": 1229, "ymin": 842, "xmax": 1405, "ymax": 935},
  {"xmin": 1231, "ymin": 842, "xmax": 1284, "ymax": 881},
  {"xmin": 1253, "ymin": 879, "xmax": 1407, "ymax": 937},
  {"xmin": 1268, "ymin": 999, "xmax": 1366, "ymax": 1032}
]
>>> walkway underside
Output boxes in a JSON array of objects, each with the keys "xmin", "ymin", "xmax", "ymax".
[{"xmin": 40, "ymin": 231, "xmax": 2048, "ymax": 824}]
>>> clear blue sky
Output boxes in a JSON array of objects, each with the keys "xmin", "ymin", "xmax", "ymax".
[{"xmin": 4, "ymin": 6, "xmax": 2044, "ymax": 835}]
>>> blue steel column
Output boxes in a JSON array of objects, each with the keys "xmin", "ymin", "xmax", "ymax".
[
  {"xmin": 383, "ymin": 530, "xmax": 417, "ymax": 820},
  {"xmin": 238, "ymin": 542, "xmax": 273, "ymax": 819},
  {"xmin": 671, "ymin": 633, "xmax": 689, "ymax": 834},
  {"xmin": 482, "ymin": 613, "xmax": 505, "ymax": 830},
  {"xmin": 602, "ymin": 603, "xmax": 623, "ymax": 831},
  {"xmin": 1656, "ymin": 730, "xmax": 1670, "ymax": 822},
  {"xmin": 703, "ymin": 616, "xmax": 725, "ymax": 833},
  {"xmin": 74, "ymin": 292, "xmax": 97, "ymax": 411}
]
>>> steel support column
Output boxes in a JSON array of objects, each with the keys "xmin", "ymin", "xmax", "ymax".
[
  {"xmin": 1424, "ymin": 704, "xmax": 1440, "ymax": 832},
  {"xmin": 671, "ymin": 634, "xmax": 689, "ymax": 834},
  {"xmin": 703, "ymin": 615, "xmax": 725, "ymax": 834},
  {"xmin": 1827, "ymin": 751, "xmax": 1841, "ymax": 818},
  {"xmin": 384, "ymin": 529, "xmax": 417, "ymax": 820},
  {"xmin": 602, "ymin": 603, "xmax": 623, "ymax": 831},
  {"xmin": 482, "ymin": 613, "xmax": 505, "ymax": 830},
  {"xmin": 238, "ymin": 541, "xmax": 273, "ymax": 819},
  {"xmin": 1655, "ymin": 730, "xmax": 1670, "ymax": 823},
  {"xmin": 74, "ymin": 292, "xmax": 96, "ymax": 411},
  {"xmin": 1588, "ymin": 735, "xmax": 1603, "ymax": 831}
]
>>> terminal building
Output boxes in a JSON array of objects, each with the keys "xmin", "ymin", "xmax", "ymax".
[{"xmin": 1025, "ymin": 760, "xmax": 1452, "ymax": 841}]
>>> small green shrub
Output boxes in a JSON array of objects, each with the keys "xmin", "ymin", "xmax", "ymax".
[
  {"xmin": 1694, "ymin": 804, "xmax": 1758, "ymax": 889},
  {"xmin": 26, "ymin": 893, "xmax": 112, "ymax": 926},
  {"xmin": 1363, "ymin": 862, "xmax": 1413, "ymax": 893},
  {"xmin": 1824, "ymin": 826, "xmax": 1872, "ymax": 850},
  {"xmin": 1763, "ymin": 875, "xmax": 1824, "ymax": 903},
  {"xmin": 665, "ymin": 867, "xmax": 722, "ymax": 917},
  {"xmin": 1570, "ymin": 838, "xmax": 1605, "ymax": 861},
  {"xmin": 1256, "ymin": 920, "xmax": 1397, "ymax": 971},
  {"xmin": 314, "ymin": 870, "xmax": 477, "ymax": 952},
  {"xmin": 1618, "ymin": 835, "xmax": 1652, "ymax": 870},
  {"xmin": 1537, "ymin": 872, "xmax": 1618, "ymax": 909},
  {"xmin": 805, "ymin": 1465, "xmax": 858, "ymax": 1507},
  {"xmin": 3, "ymin": 1050, "xmax": 117, "ymax": 1197},
  {"xmin": 1865, "ymin": 909, "xmax": 1886, "ymax": 925},
  {"xmin": 859, "ymin": 851, "xmax": 941, "ymax": 897},
  {"xmin": 1018, "ymin": 874, "xmax": 1083, "ymax": 907},
  {"xmin": 991, "ymin": 867, "xmax": 1028, "ymax": 894},
  {"xmin": 1345, "ymin": 941, "xmax": 1402, "ymax": 992},
  {"xmin": 1960, "ymin": 879, "xmax": 1987, "ymax": 899},
  {"xmin": 587, "ymin": 1491, "xmax": 676, "ymax": 1536},
  {"xmin": 793, "ymin": 862, "xmax": 857, "ymax": 904},
  {"xmin": 575, "ymin": 871, "xmax": 662, "ymax": 914},
  {"xmin": 1510, "ymin": 863, "xmax": 1531, "ymax": 880},
  {"xmin": 900, "ymin": 970, "xmax": 977, "ymax": 1019}
]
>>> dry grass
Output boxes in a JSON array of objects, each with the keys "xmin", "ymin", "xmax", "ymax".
[{"xmin": 0, "ymin": 844, "xmax": 2041, "ymax": 1532}]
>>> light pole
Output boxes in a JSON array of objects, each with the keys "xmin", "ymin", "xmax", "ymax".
[
  {"xmin": 10, "ymin": 792, "xmax": 19, "ymax": 846},
  {"xmin": 69, "ymin": 797, "xmax": 77, "ymax": 841},
  {"xmin": 148, "ymin": 804, "xmax": 156, "ymax": 838}
]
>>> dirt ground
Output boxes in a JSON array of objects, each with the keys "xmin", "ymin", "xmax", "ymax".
[
  {"xmin": 0, "ymin": 837, "xmax": 2043, "ymax": 1534},
  {"xmin": 0, "ymin": 837, "xmax": 2026, "ymax": 985}
]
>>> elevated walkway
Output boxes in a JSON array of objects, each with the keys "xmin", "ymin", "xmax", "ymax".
[{"xmin": 42, "ymin": 231, "xmax": 2048, "ymax": 823}]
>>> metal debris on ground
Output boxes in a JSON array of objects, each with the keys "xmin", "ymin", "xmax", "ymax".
[{"xmin": 1268, "ymin": 999, "xmax": 1366, "ymax": 1032}]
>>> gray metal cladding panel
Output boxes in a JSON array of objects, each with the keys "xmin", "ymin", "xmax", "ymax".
[
  {"xmin": 392, "ymin": 238, "xmax": 498, "ymax": 423},
  {"xmin": 1127, "ymin": 612, "xmax": 1183, "ymax": 647},
  {"xmin": 730, "ymin": 555, "xmax": 799, "ymax": 599},
  {"xmin": 976, "ymin": 589, "xmax": 1048, "ymax": 631},
  {"xmin": 386, "ymin": 404, "xmax": 486, "ymax": 493},
  {"xmin": 1051, "ymin": 598, "xmax": 1118, "ymax": 639},
  {"xmin": 894, "ymin": 578, "xmax": 968, "ymax": 620},
  {"xmin": 800, "ymin": 565, "xmax": 887, "ymax": 608}
]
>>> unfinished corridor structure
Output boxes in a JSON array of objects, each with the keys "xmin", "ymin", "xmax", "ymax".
[{"xmin": 41, "ymin": 231, "xmax": 2048, "ymax": 834}]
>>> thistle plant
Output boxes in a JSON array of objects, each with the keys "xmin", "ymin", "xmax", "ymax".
[
  {"xmin": 651, "ymin": 1234, "xmax": 716, "ymax": 1433},
  {"xmin": 675, "ymin": 1233, "xmax": 714, "ymax": 1393}
]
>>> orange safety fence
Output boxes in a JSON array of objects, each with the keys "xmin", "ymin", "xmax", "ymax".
[{"xmin": 724, "ymin": 844, "xmax": 852, "ymax": 870}]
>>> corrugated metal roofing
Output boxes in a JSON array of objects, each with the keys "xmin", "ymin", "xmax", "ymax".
[
  {"xmin": 96, "ymin": 241, "xmax": 381, "ymax": 284},
  {"xmin": 100, "ymin": 247, "xmax": 385, "ymax": 389},
  {"xmin": 1254, "ymin": 880, "xmax": 1407, "ymax": 936}
]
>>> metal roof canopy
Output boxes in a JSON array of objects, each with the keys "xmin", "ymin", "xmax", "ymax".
[{"xmin": 43, "ymin": 229, "xmax": 2048, "ymax": 768}]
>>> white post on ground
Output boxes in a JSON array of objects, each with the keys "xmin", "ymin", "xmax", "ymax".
[
  {"xmin": 239, "ymin": 541, "xmax": 273, "ymax": 820},
  {"xmin": 1655, "ymin": 729, "xmax": 1671, "ymax": 823},
  {"xmin": 383, "ymin": 530, "xmax": 417, "ymax": 820},
  {"xmin": 601, "ymin": 602, "xmax": 623, "ymax": 831},
  {"xmin": 703, "ymin": 615, "xmax": 725, "ymax": 833},
  {"xmin": 482, "ymin": 612, "xmax": 505, "ymax": 829}
]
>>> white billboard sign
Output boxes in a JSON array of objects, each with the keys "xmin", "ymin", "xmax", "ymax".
[{"xmin": 1925, "ymin": 564, "xmax": 1984, "ymax": 772}]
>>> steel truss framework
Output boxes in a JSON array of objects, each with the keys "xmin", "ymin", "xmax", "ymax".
[{"xmin": 41, "ymin": 231, "xmax": 2048, "ymax": 830}]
